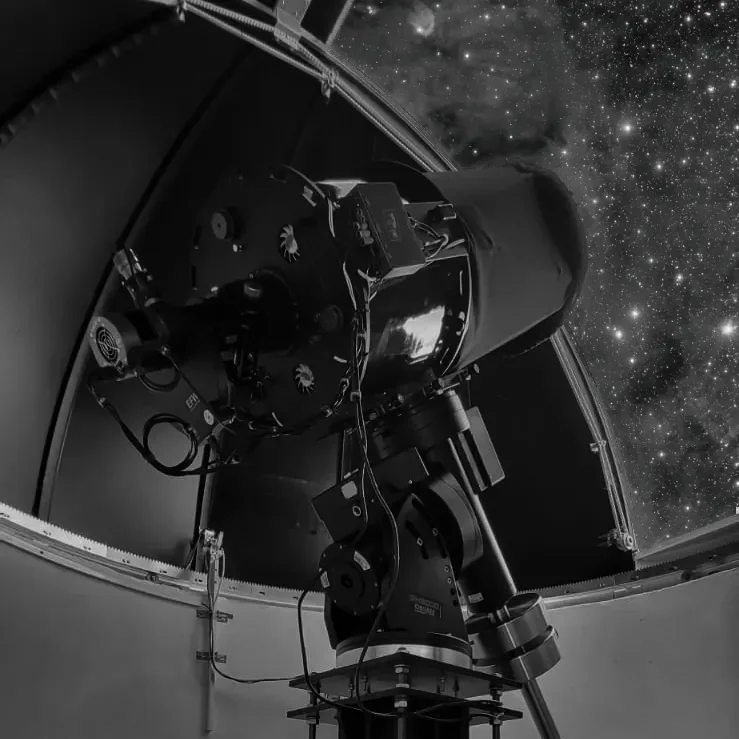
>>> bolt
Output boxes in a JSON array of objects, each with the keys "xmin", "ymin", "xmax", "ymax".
[
  {"xmin": 447, "ymin": 577, "xmax": 452, "ymax": 584},
  {"xmin": 444, "ymin": 565, "xmax": 450, "ymax": 573},
  {"xmin": 416, "ymin": 537, "xmax": 423, "ymax": 547},
  {"xmin": 352, "ymin": 505, "xmax": 362, "ymax": 517},
  {"xmin": 232, "ymin": 243, "xmax": 244, "ymax": 253},
  {"xmin": 432, "ymin": 528, "xmax": 438, "ymax": 536},
  {"xmin": 395, "ymin": 664, "xmax": 410, "ymax": 690}
]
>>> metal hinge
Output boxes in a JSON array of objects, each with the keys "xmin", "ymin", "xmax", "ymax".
[
  {"xmin": 197, "ymin": 609, "xmax": 233, "ymax": 623},
  {"xmin": 196, "ymin": 651, "xmax": 227, "ymax": 663}
]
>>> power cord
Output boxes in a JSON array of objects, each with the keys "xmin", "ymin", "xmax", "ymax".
[
  {"xmin": 340, "ymin": 271, "xmax": 502, "ymax": 724},
  {"xmin": 207, "ymin": 551, "xmax": 503, "ymax": 721},
  {"xmin": 206, "ymin": 547, "xmax": 293, "ymax": 685},
  {"xmin": 350, "ymin": 396, "xmax": 401, "ymax": 720},
  {"xmin": 297, "ymin": 574, "xmax": 351, "ymax": 713},
  {"xmin": 87, "ymin": 375, "xmax": 239, "ymax": 477},
  {"xmin": 341, "ymin": 268, "xmax": 402, "ymax": 720}
]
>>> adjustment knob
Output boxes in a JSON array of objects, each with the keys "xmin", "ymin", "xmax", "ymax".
[
  {"xmin": 319, "ymin": 543, "xmax": 380, "ymax": 616},
  {"xmin": 316, "ymin": 305, "xmax": 343, "ymax": 334},
  {"xmin": 211, "ymin": 209, "xmax": 238, "ymax": 241}
]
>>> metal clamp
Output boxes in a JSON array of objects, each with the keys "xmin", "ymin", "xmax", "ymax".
[
  {"xmin": 321, "ymin": 68, "xmax": 338, "ymax": 100},
  {"xmin": 600, "ymin": 527, "xmax": 636, "ymax": 552}
]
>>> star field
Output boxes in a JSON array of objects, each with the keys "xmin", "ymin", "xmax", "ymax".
[{"xmin": 338, "ymin": 0, "xmax": 739, "ymax": 550}]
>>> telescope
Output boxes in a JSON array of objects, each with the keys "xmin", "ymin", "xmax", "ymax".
[{"xmin": 87, "ymin": 151, "xmax": 586, "ymax": 739}]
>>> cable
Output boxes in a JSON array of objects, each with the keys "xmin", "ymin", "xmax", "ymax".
[
  {"xmin": 206, "ymin": 548, "xmax": 293, "ymax": 685},
  {"xmin": 341, "ymin": 267, "xmax": 501, "ymax": 724},
  {"xmin": 142, "ymin": 414, "xmax": 199, "ymax": 472},
  {"xmin": 87, "ymin": 375, "xmax": 239, "ymax": 477},
  {"xmin": 160, "ymin": 348, "xmax": 237, "ymax": 438},
  {"xmin": 351, "ymin": 397, "xmax": 401, "ymax": 720},
  {"xmin": 336, "ymin": 259, "xmax": 402, "ymax": 719},
  {"xmin": 297, "ymin": 574, "xmax": 352, "ymax": 713},
  {"xmin": 280, "ymin": 164, "xmax": 327, "ymax": 202},
  {"xmin": 424, "ymin": 233, "xmax": 449, "ymax": 260},
  {"xmin": 202, "ymin": 505, "xmax": 495, "ymax": 717},
  {"xmin": 410, "ymin": 216, "xmax": 443, "ymax": 242}
]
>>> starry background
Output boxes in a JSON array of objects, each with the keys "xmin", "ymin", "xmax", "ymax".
[{"xmin": 336, "ymin": 0, "xmax": 739, "ymax": 551}]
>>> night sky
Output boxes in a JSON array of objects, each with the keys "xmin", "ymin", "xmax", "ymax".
[{"xmin": 337, "ymin": 0, "xmax": 739, "ymax": 550}]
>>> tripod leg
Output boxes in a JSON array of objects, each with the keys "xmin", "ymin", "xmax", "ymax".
[{"xmin": 522, "ymin": 680, "xmax": 561, "ymax": 739}]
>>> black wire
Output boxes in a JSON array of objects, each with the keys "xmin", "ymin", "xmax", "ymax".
[
  {"xmin": 424, "ymin": 711, "xmax": 504, "ymax": 725},
  {"xmin": 281, "ymin": 164, "xmax": 327, "ymax": 201},
  {"xmin": 142, "ymin": 413, "xmax": 199, "ymax": 472},
  {"xmin": 204, "ymin": 548, "xmax": 501, "ymax": 716},
  {"xmin": 351, "ymin": 402, "xmax": 402, "ymax": 720},
  {"xmin": 206, "ymin": 552, "xmax": 293, "ymax": 684},
  {"xmin": 297, "ymin": 574, "xmax": 351, "ymax": 713},
  {"xmin": 337, "ymin": 269, "xmax": 402, "ymax": 720},
  {"xmin": 183, "ymin": 539, "xmax": 199, "ymax": 570},
  {"xmin": 161, "ymin": 349, "xmax": 237, "ymax": 438},
  {"xmin": 344, "ymin": 278, "xmax": 501, "ymax": 723},
  {"xmin": 87, "ymin": 376, "xmax": 238, "ymax": 477}
]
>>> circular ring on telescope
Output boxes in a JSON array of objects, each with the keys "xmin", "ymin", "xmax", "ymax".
[
  {"xmin": 336, "ymin": 631, "xmax": 472, "ymax": 669},
  {"xmin": 495, "ymin": 592, "xmax": 550, "ymax": 655}
]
